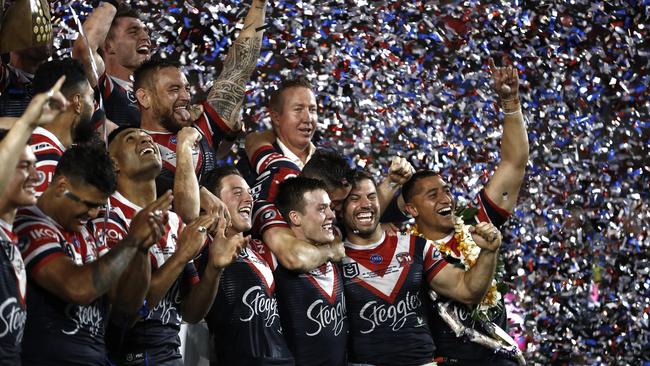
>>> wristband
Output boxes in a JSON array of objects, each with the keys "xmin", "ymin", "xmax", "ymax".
[
  {"xmin": 501, "ymin": 98, "xmax": 520, "ymax": 111},
  {"xmin": 502, "ymin": 108, "xmax": 522, "ymax": 116}
]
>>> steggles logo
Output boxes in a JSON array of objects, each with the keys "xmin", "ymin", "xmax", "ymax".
[
  {"xmin": 240, "ymin": 286, "xmax": 280, "ymax": 327},
  {"xmin": 358, "ymin": 291, "xmax": 422, "ymax": 333}
]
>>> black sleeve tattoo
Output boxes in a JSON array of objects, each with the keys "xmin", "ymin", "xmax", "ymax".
[
  {"xmin": 207, "ymin": 35, "xmax": 262, "ymax": 127},
  {"xmin": 91, "ymin": 236, "xmax": 138, "ymax": 295}
]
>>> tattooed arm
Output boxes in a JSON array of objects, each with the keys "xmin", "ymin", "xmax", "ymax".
[{"xmin": 206, "ymin": 0, "xmax": 267, "ymax": 131}]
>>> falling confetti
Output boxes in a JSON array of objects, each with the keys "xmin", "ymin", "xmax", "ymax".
[{"xmin": 49, "ymin": 0, "xmax": 649, "ymax": 363}]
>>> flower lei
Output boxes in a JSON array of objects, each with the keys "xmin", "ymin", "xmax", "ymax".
[{"xmin": 411, "ymin": 208, "xmax": 506, "ymax": 321}]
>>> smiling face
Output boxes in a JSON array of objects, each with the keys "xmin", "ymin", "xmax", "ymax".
[
  {"xmin": 53, "ymin": 177, "xmax": 109, "ymax": 232},
  {"xmin": 148, "ymin": 67, "xmax": 192, "ymax": 133},
  {"xmin": 271, "ymin": 87, "xmax": 317, "ymax": 155},
  {"xmin": 341, "ymin": 178, "xmax": 381, "ymax": 239},
  {"xmin": 291, "ymin": 189, "xmax": 335, "ymax": 245},
  {"xmin": 216, "ymin": 174, "xmax": 253, "ymax": 234},
  {"xmin": 109, "ymin": 128, "xmax": 161, "ymax": 180},
  {"xmin": 0, "ymin": 146, "xmax": 39, "ymax": 210},
  {"xmin": 104, "ymin": 16, "xmax": 151, "ymax": 71},
  {"xmin": 404, "ymin": 175, "xmax": 455, "ymax": 237}
]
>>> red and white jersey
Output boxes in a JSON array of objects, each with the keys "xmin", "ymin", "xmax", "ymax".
[
  {"xmin": 89, "ymin": 191, "xmax": 187, "ymax": 270},
  {"xmin": 249, "ymin": 145, "xmax": 301, "ymax": 237},
  {"xmin": 30, "ymin": 127, "xmax": 65, "ymax": 196},
  {"xmin": 342, "ymin": 232, "xmax": 448, "ymax": 365},
  {"xmin": 14, "ymin": 205, "xmax": 109, "ymax": 364},
  {"xmin": 89, "ymin": 192, "xmax": 200, "ymax": 364}
]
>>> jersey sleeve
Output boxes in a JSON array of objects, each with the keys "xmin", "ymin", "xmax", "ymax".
[
  {"xmin": 31, "ymin": 142, "xmax": 62, "ymax": 196},
  {"xmin": 193, "ymin": 101, "xmax": 234, "ymax": 150},
  {"xmin": 16, "ymin": 221, "xmax": 65, "ymax": 276},
  {"xmin": 474, "ymin": 189, "xmax": 511, "ymax": 229},
  {"xmin": 249, "ymin": 147, "xmax": 300, "ymax": 203},
  {"xmin": 251, "ymin": 200, "xmax": 289, "ymax": 238},
  {"xmin": 420, "ymin": 236, "xmax": 449, "ymax": 283}
]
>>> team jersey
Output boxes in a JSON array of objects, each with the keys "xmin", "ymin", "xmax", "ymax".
[
  {"xmin": 14, "ymin": 206, "xmax": 109, "ymax": 365},
  {"xmin": 428, "ymin": 189, "xmax": 511, "ymax": 362},
  {"xmin": 0, "ymin": 64, "xmax": 33, "ymax": 118},
  {"xmin": 249, "ymin": 145, "xmax": 300, "ymax": 237},
  {"xmin": 0, "ymin": 220, "xmax": 27, "ymax": 365},
  {"xmin": 89, "ymin": 192, "xmax": 199, "ymax": 365},
  {"xmin": 203, "ymin": 239, "xmax": 293, "ymax": 366},
  {"xmin": 148, "ymin": 101, "xmax": 233, "ymax": 197},
  {"xmin": 268, "ymin": 243, "xmax": 347, "ymax": 366},
  {"xmin": 342, "ymin": 232, "xmax": 449, "ymax": 366},
  {"xmin": 96, "ymin": 72, "xmax": 140, "ymax": 127},
  {"xmin": 30, "ymin": 127, "xmax": 65, "ymax": 196}
]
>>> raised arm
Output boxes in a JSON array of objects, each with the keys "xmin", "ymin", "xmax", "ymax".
[
  {"xmin": 31, "ymin": 198, "xmax": 167, "ymax": 306},
  {"xmin": 376, "ymin": 156, "xmax": 413, "ymax": 217},
  {"xmin": 263, "ymin": 226, "xmax": 344, "ymax": 272},
  {"xmin": 180, "ymin": 216, "xmax": 246, "ymax": 323},
  {"xmin": 206, "ymin": 0, "xmax": 268, "ymax": 130},
  {"xmin": 429, "ymin": 222, "xmax": 502, "ymax": 304},
  {"xmin": 484, "ymin": 58, "xmax": 529, "ymax": 213},
  {"xmin": 173, "ymin": 127, "xmax": 202, "ymax": 222},
  {"xmin": 71, "ymin": 1, "xmax": 118, "ymax": 86}
]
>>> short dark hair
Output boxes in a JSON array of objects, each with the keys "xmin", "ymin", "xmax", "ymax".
[
  {"xmin": 133, "ymin": 58, "xmax": 181, "ymax": 92},
  {"xmin": 203, "ymin": 165, "xmax": 243, "ymax": 197},
  {"xmin": 107, "ymin": 126, "xmax": 136, "ymax": 146},
  {"xmin": 402, "ymin": 170, "xmax": 439, "ymax": 203},
  {"xmin": 53, "ymin": 143, "xmax": 117, "ymax": 195},
  {"xmin": 32, "ymin": 58, "xmax": 88, "ymax": 97},
  {"xmin": 302, "ymin": 149, "xmax": 353, "ymax": 191},
  {"xmin": 275, "ymin": 176, "xmax": 327, "ymax": 224},
  {"xmin": 106, "ymin": 4, "xmax": 142, "ymax": 39},
  {"xmin": 268, "ymin": 76, "xmax": 313, "ymax": 113},
  {"xmin": 351, "ymin": 170, "xmax": 376, "ymax": 188}
]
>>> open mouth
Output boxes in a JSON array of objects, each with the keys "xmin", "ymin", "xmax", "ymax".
[
  {"xmin": 238, "ymin": 206, "xmax": 252, "ymax": 219},
  {"xmin": 355, "ymin": 211, "xmax": 374, "ymax": 224},
  {"xmin": 174, "ymin": 105, "xmax": 191, "ymax": 121},
  {"xmin": 322, "ymin": 222, "xmax": 333, "ymax": 233},
  {"xmin": 136, "ymin": 45, "xmax": 150, "ymax": 55},
  {"xmin": 437, "ymin": 207, "xmax": 452, "ymax": 216},
  {"xmin": 139, "ymin": 147, "xmax": 155, "ymax": 156},
  {"xmin": 298, "ymin": 127, "xmax": 312, "ymax": 136}
]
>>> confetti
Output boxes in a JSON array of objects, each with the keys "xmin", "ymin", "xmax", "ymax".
[{"xmin": 49, "ymin": 0, "xmax": 650, "ymax": 363}]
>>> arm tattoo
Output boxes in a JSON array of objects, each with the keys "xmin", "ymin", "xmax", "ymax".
[
  {"xmin": 91, "ymin": 236, "xmax": 138, "ymax": 295},
  {"xmin": 207, "ymin": 35, "xmax": 262, "ymax": 127}
]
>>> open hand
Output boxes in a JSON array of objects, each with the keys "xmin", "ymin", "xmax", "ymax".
[{"xmin": 208, "ymin": 217, "xmax": 248, "ymax": 269}]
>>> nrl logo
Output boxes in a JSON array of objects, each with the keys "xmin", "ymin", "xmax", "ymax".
[{"xmin": 343, "ymin": 262, "xmax": 359, "ymax": 279}]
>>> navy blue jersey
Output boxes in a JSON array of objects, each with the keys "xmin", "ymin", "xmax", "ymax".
[
  {"xmin": 0, "ymin": 220, "xmax": 27, "ymax": 365},
  {"xmin": 428, "ymin": 189, "xmax": 512, "ymax": 362},
  {"xmin": 249, "ymin": 145, "xmax": 300, "ymax": 237},
  {"xmin": 0, "ymin": 64, "xmax": 33, "ymax": 118},
  {"xmin": 90, "ymin": 192, "xmax": 199, "ymax": 365},
  {"xmin": 272, "ymin": 255, "xmax": 348, "ymax": 366},
  {"xmin": 203, "ymin": 240, "xmax": 293, "ymax": 366},
  {"xmin": 149, "ymin": 101, "xmax": 232, "ymax": 197},
  {"xmin": 96, "ymin": 73, "xmax": 140, "ymax": 127},
  {"xmin": 14, "ymin": 206, "xmax": 109, "ymax": 365},
  {"xmin": 343, "ymin": 232, "xmax": 449, "ymax": 366}
]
